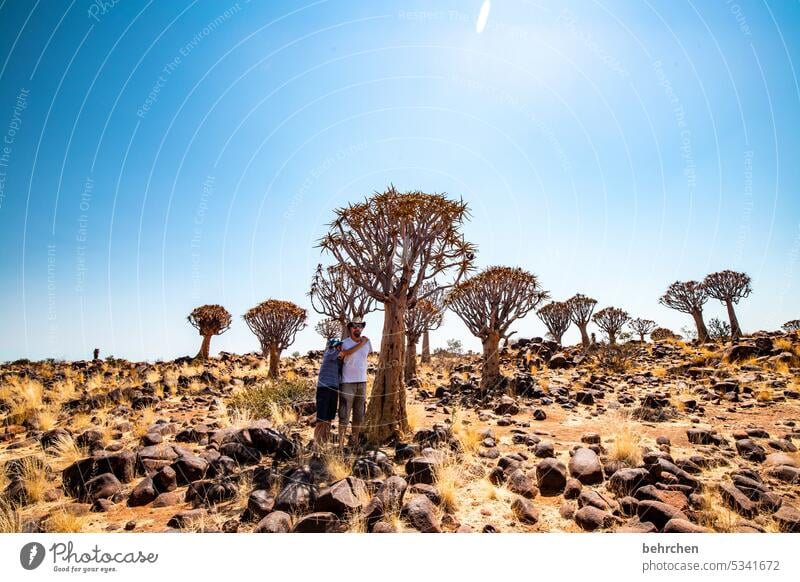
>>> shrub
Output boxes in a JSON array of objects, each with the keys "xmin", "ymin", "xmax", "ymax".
[{"xmin": 227, "ymin": 378, "xmax": 313, "ymax": 420}]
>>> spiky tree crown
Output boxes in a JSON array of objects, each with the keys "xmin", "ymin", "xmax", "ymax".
[
  {"xmin": 566, "ymin": 293, "xmax": 597, "ymax": 325},
  {"xmin": 243, "ymin": 300, "xmax": 307, "ymax": 350},
  {"xmin": 405, "ymin": 298, "xmax": 445, "ymax": 340},
  {"xmin": 315, "ymin": 318, "xmax": 341, "ymax": 340},
  {"xmin": 308, "ymin": 263, "xmax": 376, "ymax": 322},
  {"xmin": 319, "ymin": 186, "xmax": 476, "ymax": 304},
  {"xmin": 628, "ymin": 317, "xmax": 657, "ymax": 337},
  {"xmin": 782, "ymin": 319, "xmax": 800, "ymax": 333},
  {"xmin": 446, "ymin": 266, "xmax": 548, "ymax": 339},
  {"xmin": 187, "ymin": 305, "xmax": 232, "ymax": 336},
  {"xmin": 703, "ymin": 270, "xmax": 752, "ymax": 304},
  {"xmin": 659, "ymin": 281, "xmax": 707, "ymax": 313},
  {"xmin": 536, "ymin": 301, "xmax": 572, "ymax": 338},
  {"xmin": 592, "ymin": 307, "xmax": 630, "ymax": 334}
]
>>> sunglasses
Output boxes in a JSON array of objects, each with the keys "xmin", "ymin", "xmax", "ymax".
[{"xmin": 350, "ymin": 323, "xmax": 366, "ymax": 329}]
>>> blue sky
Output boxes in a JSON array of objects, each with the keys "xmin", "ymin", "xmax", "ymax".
[{"xmin": 0, "ymin": 0, "xmax": 798, "ymax": 361}]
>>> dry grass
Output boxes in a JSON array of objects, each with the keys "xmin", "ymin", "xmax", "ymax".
[
  {"xmin": 450, "ymin": 407, "xmax": 481, "ymax": 454},
  {"xmin": 44, "ymin": 506, "xmax": 88, "ymax": 533},
  {"xmin": 35, "ymin": 404, "xmax": 59, "ymax": 431},
  {"xmin": 770, "ymin": 360, "xmax": 791, "ymax": 375},
  {"xmin": 607, "ymin": 419, "xmax": 643, "ymax": 467},
  {"xmin": 345, "ymin": 483, "xmax": 373, "ymax": 533},
  {"xmin": 0, "ymin": 498, "xmax": 22, "ymax": 533},
  {"xmin": 323, "ymin": 450, "xmax": 351, "ymax": 482},
  {"xmin": 71, "ymin": 413, "xmax": 93, "ymax": 430},
  {"xmin": 16, "ymin": 455, "xmax": 49, "ymax": 504},
  {"xmin": 433, "ymin": 452, "xmax": 467, "ymax": 513},
  {"xmin": 697, "ymin": 490, "xmax": 740, "ymax": 533},
  {"xmin": 133, "ymin": 406, "xmax": 156, "ymax": 438},
  {"xmin": 224, "ymin": 406, "xmax": 254, "ymax": 430},
  {"xmin": 2, "ymin": 377, "xmax": 44, "ymax": 425},
  {"xmin": 266, "ymin": 401, "xmax": 298, "ymax": 429},
  {"xmin": 755, "ymin": 387, "xmax": 775, "ymax": 402},
  {"xmin": 46, "ymin": 434, "xmax": 86, "ymax": 469},
  {"xmin": 651, "ymin": 366, "xmax": 668, "ymax": 378},
  {"xmin": 406, "ymin": 404, "xmax": 426, "ymax": 434}
]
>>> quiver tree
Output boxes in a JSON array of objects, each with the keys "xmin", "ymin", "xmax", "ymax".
[
  {"xmin": 651, "ymin": 327, "xmax": 679, "ymax": 341},
  {"xmin": 783, "ymin": 320, "xmax": 800, "ymax": 333},
  {"xmin": 417, "ymin": 283, "xmax": 445, "ymax": 365},
  {"xmin": 315, "ymin": 318, "xmax": 342, "ymax": 347},
  {"xmin": 187, "ymin": 304, "xmax": 232, "ymax": 360},
  {"xmin": 592, "ymin": 307, "xmax": 630, "ymax": 344},
  {"xmin": 628, "ymin": 317, "xmax": 657, "ymax": 342},
  {"xmin": 243, "ymin": 300, "xmax": 307, "ymax": 378},
  {"xmin": 309, "ymin": 264, "xmax": 376, "ymax": 337},
  {"xmin": 319, "ymin": 187, "xmax": 475, "ymax": 444},
  {"xmin": 404, "ymin": 297, "xmax": 445, "ymax": 384},
  {"xmin": 659, "ymin": 281, "xmax": 709, "ymax": 342},
  {"xmin": 566, "ymin": 294, "xmax": 597, "ymax": 347},
  {"xmin": 702, "ymin": 270, "xmax": 751, "ymax": 340},
  {"xmin": 447, "ymin": 266, "xmax": 548, "ymax": 391},
  {"xmin": 536, "ymin": 301, "xmax": 571, "ymax": 345}
]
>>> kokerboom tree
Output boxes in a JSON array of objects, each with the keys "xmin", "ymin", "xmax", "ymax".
[
  {"xmin": 187, "ymin": 305, "xmax": 232, "ymax": 361},
  {"xmin": 447, "ymin": 266, "xmax": 548, "ymax": 391},
  {"xmin": 536, "ymin": 301, "xmax": 572, "ymax": 345},
  {"xmin": 592, "ymin": 307, "xmax": 630, "ymax": 345},
  {"xmin": 566, "ymin": 294, "xmax": 597, "ymax": 347},
  {"xmin": 319, "ymin": 187, "xmax": 475, "ymax": 443},
  {"xmin": 659, "ymin": 281, "xmax": 709, "ymax": 342},
  {"xmin": 702, "ymin": 270, "xmax": 751, "ymax": 340},
  {"xmin": 243, "ymin": 300, "xmax": 307, "ymax": 378}
]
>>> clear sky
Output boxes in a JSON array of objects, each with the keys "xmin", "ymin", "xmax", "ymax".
[{"xmin": 0, "ymin": 0, "xmax": 798, "ymax": 361}]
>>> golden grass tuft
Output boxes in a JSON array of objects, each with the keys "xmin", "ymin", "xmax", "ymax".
[
  {"xmin": 697, "ymin": 491, "xmax": 740, "ymax": 533},
  {"xmin": 755, "ymin": 387, "xmax": 775, "ymax": 402},
  {"xmin": 651, "ymin": 366, "xmax": 668, "ymax": 378},
  {"xmin": 406, "ymin": 404, "xmax": 426, "ymax": 434},
  {"xmin": 0, "ymin": 498, "xmax": 22, "ymax": 533},
  {"xmin": 323, "ymin": 450, "xmax": 351, "ymax": 482},
  {"xmin": 71, "ymin": 413, "xmax": 93, "ymax": 430},
  {"xmin": 46, "ymin": 434, "xmax": 86, "ymax": 469},
  {"xmin": 433, "ymin": 452, "xmax": 466, "ymax": 513},
  {"xmin": 608, "ymin": 421, "xmax": 643, "ymax": 467},
  {"xmin": 345, "ymin": 484, "xmax": 373, "ymax": 533},
  {"xmin": 18, "ymin": 455, "xmax": 49, "ymax": 504},
  {"xmin": 450, "ymin": 407, "xmax": 481, "ymax": 454},
  {"xmin": 266, "ymin": 401, "xmax": 297, "ymax": 429},
  {"xmin": 44, "ymin": 506, "xmax": 88, "ymax": 533},
  {"xmin": 35, "ymin": 405, "xmax": 59, "ymax": 431},
  {"xmin": 133, "ymin": 406, "xmax": 156, "ymax": 438},
  {"xmin": 224, "ymin": 406, "xmax": 254, "ymax": 430}
]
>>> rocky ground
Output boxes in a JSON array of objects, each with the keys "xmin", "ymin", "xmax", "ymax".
[{"xmin": 1, "ymin": 332, "xmax": 799, "ymax": 533}]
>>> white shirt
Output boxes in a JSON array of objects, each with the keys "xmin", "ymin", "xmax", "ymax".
[{"xmin": 341, "ymin": 336, "xmax": 372, "ymax": 383}]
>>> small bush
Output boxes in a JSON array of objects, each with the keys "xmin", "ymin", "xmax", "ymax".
[{"xmin": 227, "ymin": 378, "xmax": 313, "ymax": 420}]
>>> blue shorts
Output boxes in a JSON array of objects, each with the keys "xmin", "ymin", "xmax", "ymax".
[{"xmin": 316, "ymin": 384, "xmax": 339, "ymax": 422}]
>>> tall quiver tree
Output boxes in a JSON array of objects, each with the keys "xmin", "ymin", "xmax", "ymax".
[
  {"xmin": 309, "ymin": 264, "xmax": 376, "ymax": 338},
  {"xmin": 315, "ymin": 318, "xmax": 341, "ymax": 347},
  {"xmin": 319, "ymin": 187, "xmax": 475, "ymax": 444},
  {"xmin": 628, "ymin": 317, "xmax": 657, "ymax": 342},
  {"xmin": 536, "ymin": 301, "xmax": 571, "ymax": 345},
  {"xmin": 702, "ymin": 270, "xmax": 751, "ymax": 340},
  {"xmin": 592, "ymin": 307, "xmax": 630, "ymax": 344},
  {"xmin": 659, "ymin": 281, "xmax": 709, "ymax": 342},
  {"xmin": 447, "ymin": 267, "xmax": 548, "ymax": 391},
  {"xmin": 404, "ymin": 297, "xmax": 445, "ymax": 384},
  {"xmin": 187, "ymin": 305, "xmax": 232, "ymax": 361},
  {"xmin": 566, "ymin": 294, "xmax": 597, "ymax": 347},
  {"xmin": 421, "ymin": 330, "xmax": 432, "ymax": 363},
  {"xmin": 243, "ymin": 300, "xmax": 307, "ymax": 378}
]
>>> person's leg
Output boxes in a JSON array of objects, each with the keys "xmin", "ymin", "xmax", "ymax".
[
  {"xmin": 338, "ymin": 383, "xmax": 355, "ymax": 449},
  {"xmin": 351, "ymin": 382, "xmax": 367, "ymax": 446}
]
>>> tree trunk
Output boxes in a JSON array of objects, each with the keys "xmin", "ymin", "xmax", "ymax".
[
  {"xmin": 421, "ymin": 330, "xmax": 431, "ymax": 363},
  {"xmin": 638, "ymin": 333, "xmax": 645, "ymax": 342},
  {"xmin": 578, "ymin": 323, "xmax": 590, "ymax": 347},
  {"xmin": 608, "ymin": 331, "xmax": 617, "ymax": 345},
  {"xmin": 197, "ymin": 334, "xmax": 212, "ymax": 360},
  {"xmin": 365, "ymin": 299, "xmax": 408, "ymax": 444},
  {"xmin": 553, "ymin": 332, "xmax": 563, "ymax": 346},
  {"xmin": 268, "ymin": 345, "xmax": 281, "ymax": 378},
  {"xmin": 404, "ymin": 334, "xmax": 418, "ymax": 384},
  {"xmin": 339, "ymin": 318, "xmax": 348, "ymax": 340},
  {"xmin": 480, "ymin": 330, "xmax": 502, "ymax": 391},
  {"xmin": 726, "ymin": 300, "xmax": 742, "ymax": 340},
  {"xmin": 692, "ymin": 311, "xmax": 709, "ymax": 343}
]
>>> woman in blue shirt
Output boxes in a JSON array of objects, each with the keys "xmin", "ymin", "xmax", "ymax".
[{"xmin": 314, "ymin": 338, "xmax": 343, "ymax": 450}]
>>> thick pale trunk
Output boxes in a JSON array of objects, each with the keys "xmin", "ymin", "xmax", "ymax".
[
  {"xmin": 726, "ymin": 300, "xmax": 742, "ymax": 339},
  {"xmin": 692, "ymin": 311, "xmax": 709, "ymax": 343},
  {"xmin": 480, "ymin": 331, "xmax": 502, "ymax": 391},
  {"xmin": 268, "ymin": 345, "xmax": 281, "ymax": 378},
  {"xmin": 421, "ymin": 330, "xmax": 431, "ymax": 363},
  {"xmin": 197, "ymin": 334, "xmax": 212, "ymax": 360},
  {"xmin": 404, "ymin": 335, "xmax": 418, "ymax": 384},
  {"xmin": 608, "ymin": 331, "xmax": 617, "ymax": 345},
  {"xmin": 553, "ymin": 331, "xmax": 564, "ymax": 346},
  {"xmin": 365, "ymin": 299, "xmax": 408, "ymax": 444},
  {"xmin": 578, "ymin": 323, "xmax": 590, "ymax": 347},
  {"xmin": 339, "ymin": 318, "xmax": 348, "ymax": 340}
]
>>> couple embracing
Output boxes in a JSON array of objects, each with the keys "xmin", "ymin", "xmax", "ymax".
[{"xmin": 313, "ymin": 321, "xmax": 373, "ymax": 451}]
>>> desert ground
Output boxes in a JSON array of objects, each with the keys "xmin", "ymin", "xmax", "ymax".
[{"xmin": 1, "ymin": 333, "xmax": 799, "ymax": 534}]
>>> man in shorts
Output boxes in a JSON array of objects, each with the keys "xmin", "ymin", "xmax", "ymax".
[
  {"xmin": 338, "ymin": 321, "xmax": 372, "ymax": 449},
  {"xmin": 314, "ymin": 338, "xmax": 342, "ymax": 450}
]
